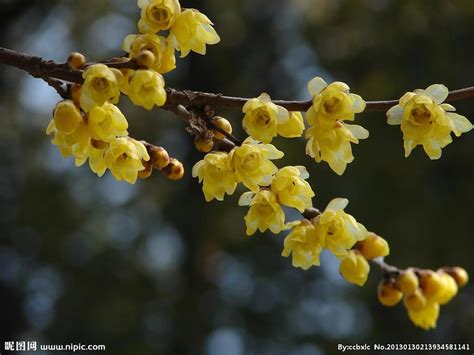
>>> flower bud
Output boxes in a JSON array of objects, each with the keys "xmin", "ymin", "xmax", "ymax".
[
  {"xmin": 419, "ymin": 270, "xmax": 444, "ymax": 301},
  {"xmin": 378, "ymin": 279, "xmax": 403, "ymax": 307},
  {"xmin": 442, "ymin": 267, "xmax": 469, "ymax": 288},
  {"xmin": 67, "ymin": 52, "xmax": 86, "ymax": 70},
  {"xmin": 339, "ymin": 251, "xmax": 370, "ymax": 286},
  {"xmin": 136, "ymin": 50, "xmax": 156, "ymax": 69},
  {"xmin": 163, "ymin": 158, "xmax": 184, "ymax": 180},
  {"xmin": 436, "ymin": 271, "xmax": 458, "ymax": 305},
  {"xmin": 212, "ymin": 116, "xmax": 232, "ymax": 139},
  {"xmin": 357, "ymin": 232, "xmax": 389, "ymax": 259},
  {"xmin": 194, "ymin": 136, "xmax": 214, "ymax": 153},
  {"xmin": 396, "ymin": 269, "xmax": 419, "ymax": 295},
  {"xmin": 138, "ymin": 160, "xmax": 153, "ymax": 180},
  {"xmin": 149, "ymin": 146, "xmax": 170, "ymax": 169},
  {"xmin": 403, "ymin": 288, "xmax": 427, "ymax": 311}
]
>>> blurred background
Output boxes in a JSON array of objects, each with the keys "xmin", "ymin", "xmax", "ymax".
[{"xmin": 0, "ymin": 0, "xmax": 473, "ymax": 354}]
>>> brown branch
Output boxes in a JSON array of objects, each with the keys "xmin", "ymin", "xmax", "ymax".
[{"xmin": 2, "ymin": 47, "xmax": 474, "ymax": 113}]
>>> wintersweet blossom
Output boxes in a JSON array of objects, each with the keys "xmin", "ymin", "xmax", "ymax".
[
  {"xmin": 169, "ymin": 9, "xmax": 220, "ymax": 57},
  {"xmin": 282, "ymin": 219, "xmax": 322, "ymax": 270},
  {"xmin": 192, "ymin": 151, "xmax": 238, "ymax": 201},
  {"xmin": 387, "ymin": 84, "xmax": 473, "ymax": 159},
  {"xmin": 271, "ymin": 166, "xmax": 314, "ymax": 212},
  {"xmin": 239, "ymin": 190, "xmax": 285, "ymax": 236},
  {"xmin": 137, "ymin": 0, "xmax": 181, "ymax": 33}
]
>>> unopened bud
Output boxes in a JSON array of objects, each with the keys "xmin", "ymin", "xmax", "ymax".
[
  {"xmin": 67, "ymin": 52, "xmax": 86, "ymax": 70},
  {"xmin": 378, "ymin": 279, "xmax": 403, "ymax": 307},
  {"xmin": 403, "ymin": 289, "xmax": 426, "ymax": 311},
  {"xmin": 136, "ymin": 50, "xmax": 156, "ymax": 69},
  {"xmin": 212, "ymin": 116, "xmax": 232, "ymax": 139},
  {"xmin": 194, "ymin": 136, "xmax": 214, "ymax": 153},
  {"xmin": 138, "ymin": 160, "xmax": 153, "ymax": 179},
  {"xmin": 396, "ymin": 269, "xmax": 419, "ymax": 295},
  {"xmin": 357, "ymin": 233, "xmax": 390, "ymax": 260},
  {"xmin": 149, "ymin": 146, "xmax": 170, "ymax": 169},
  {"xmin": 442, "ymin": 267, "xmax": 469, "ymax": 288},
  {"xmin": 163, "ymin": 158, "xmax": 184, "ymax": 180}
]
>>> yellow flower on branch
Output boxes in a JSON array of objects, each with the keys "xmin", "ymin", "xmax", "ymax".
[
  {"xmin": 169, "ymin": 9, "xmax": 220, "ymax": 58},
  {"xmin": 387, "ymin": 84, "xmax": 473, "ymax": 159},
  {"xmin": 137, "ymin": 0, "xmax": 181, "ymax": 33},
  {"xmin": 104, "ymin": 138, "xmax": 150, "ymax": 184},
  {"xmin": 229, "ymin": 138, "xmax": 284, "ymax": 192},
  {"xmin": 123, "ymin": 33, "xmax": 176, "ymax": 74},
  {"xmin": 313, "ymin": 198, "xmax": 368, "ymax": 257},
  {"xmin": 242, "ymin": 93, "xmax": 289, "ymax": 143},
  {"xmin": 406, "ymin": 301, "xmax": 440, "ymax": 330},
  {"xmin": 307, "ymin": 77, "xmax": 366, "ymax": 123},
  {"xmin": 52, "ymin": 100, "xmax": 83, "ymax": 134},
  {"xmin": 282, "ymin": 219, "xmax": 322, "ymax": 270},
  {"xmin": 192, "ymin": 151, "xmax": 238, "ymax": 202},
  {"xmin": 239, "ymin": 190, "xmax": 285, "ymax": 236},
  {"xmin": 271, "ymin": 166, "xmax": 314, "ymax": 212},
  {"xmin": 79, "ymin": 64, "xmax": 123, "ymax": 112},
  {"xmin": 121, "ymin": 69, "xmax": 167, "ymax": 110}
]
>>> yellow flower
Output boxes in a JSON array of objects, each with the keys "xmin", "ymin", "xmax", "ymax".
[
  {"xmin": 79, "ymin": 64, "xmax": 122, "ymax": 112},
  {"xmin": 87, "ymin": 140, "xmax": 109, "ymax": 177},
  {"xmin": 123, "ymin": 33, "xmax": 176, "ymax": 74},
  {"xmin": 137, "ymin": 0, "xmax": 181, "ymax": 33},
  {"xmin": 192, "ymin": 151, "xmax": 238, "ymax": 202},
  {"xmin": 229, "ymin": 138, "xmax": 284, "ymax": 192},
  {"xmin": 387, "ymin": 84, "xmax": 473, "ymax": 159},
  {"xmin": 239, "ymin": 190, "xmax": 285, "ymax": 236},
  {"xmin": 121, "ymin": 69, "xmax": 166, "ymax": 110},
  {"xmin": 307, "ymin": 77, "xmax": 366, "ymax": 123},
  {"xmin": 277, "ymin": 111, "xmax": 305, "ymax": 138},
  {"xmin": 169, "ymin": 9, "xmax": 220, "ymax": 58},
  {"xmin": 282, "ymin": 219, "xmax": 322, "ymax": 270},
  {"xmin": 339, "ymin": 250, "xmax": 370, "ymax": 286},
  {"xmin": 313, "ymin": 198, "xmax": 368, "ymax": 257},
  {"xmin": 47, "ymin": 119, "xmax": 91, "ymax": 166},
  {"xmin": 52, "ymin": 100, "xmax": 83, "ymax": 134},
  {"xmin": 271, "ymin": 166, "xmax": 314, "ymax": 212},
  {"xmin": 406, "ymin": 301, "xmax": 440, "ymax": 330},
  {"xmin": 242, "ymin": 93, "xmax": 289, "ymax": 143},
  {"xmin": 305, "ymin": 118, "xmax": 369, "ymax": 175},
  {"xmin": 88, "ymin": 103, "xmax": 129, "ymax": 141},
  {"xmin": 105, "ymin": 138, "xmax": 150, "ymax": 184}
]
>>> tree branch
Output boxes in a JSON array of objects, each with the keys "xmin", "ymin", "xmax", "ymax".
[{"xmin": 2, "ymin": 46, "xmax": 474, "ymax": 113}]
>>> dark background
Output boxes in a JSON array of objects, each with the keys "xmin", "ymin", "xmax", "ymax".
[{"xmin": 0, "ymin": 0, "xmax": 473, "ymax": 354}]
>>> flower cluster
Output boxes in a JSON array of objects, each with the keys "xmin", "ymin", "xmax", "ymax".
[
  {"xmin": 282, "ymin": 199, "xmax": 389, "ymax": 286},
  {"xmin": 305, "ymin": 77, "xmax": 368, "ymax": 175},
  {"xmin": 47, "ymin": 63, "xmax": 183, "ymax": 183},
  {"xmin": 378, "ymin": 266, "xmax": 469, "ymax": 329},
  {"xmin": 387, "ymin": 84, "xmax": 473, "ymax": 159}
]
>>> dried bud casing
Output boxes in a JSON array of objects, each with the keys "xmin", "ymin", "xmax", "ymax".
[
  {"xmin": 163, "ymin": 158, "xmax": 184, "ymax": 180},
  {"xmin": 149, "ymin": 146, "xmax": 170, "ymax": 169},
  {"xmin": 67, "ymin": 52, "xmax": 86, "ymax": 70},
  {"xmin": 212, "ymin": 116, "xmax": 232, "ymax": 139}
]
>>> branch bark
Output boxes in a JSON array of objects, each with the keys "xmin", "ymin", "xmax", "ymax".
[{"xmin": 2, "ymin": 46, "xmax": 474, "ymax": 113}]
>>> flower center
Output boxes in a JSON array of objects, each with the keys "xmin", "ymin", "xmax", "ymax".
[
  {"xmin": 151, "ymin": 6, "xmax": 170, "ymax": 24},
  {"xmin": 411, "ymin": 105, "xmax": 432, "ymax": 125},
  {"xmin": 323, "ymin": 97, "xmax": 341, "ymax": 114},
  {"xmin": 242, "ymin": 153, "xmax": 260, "ymax": 171},
  {"xmin": 93, "ymin": 77, "xmax": 109, "ymax": 91},
  {"xmin": 255, "ymin": 109, "xmax": 271, "ymax": 126}
]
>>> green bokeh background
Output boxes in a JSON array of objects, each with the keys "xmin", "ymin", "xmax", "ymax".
[{"xmin": 0, "ymin": 0, "xmax": 473, "ymax": 354}]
